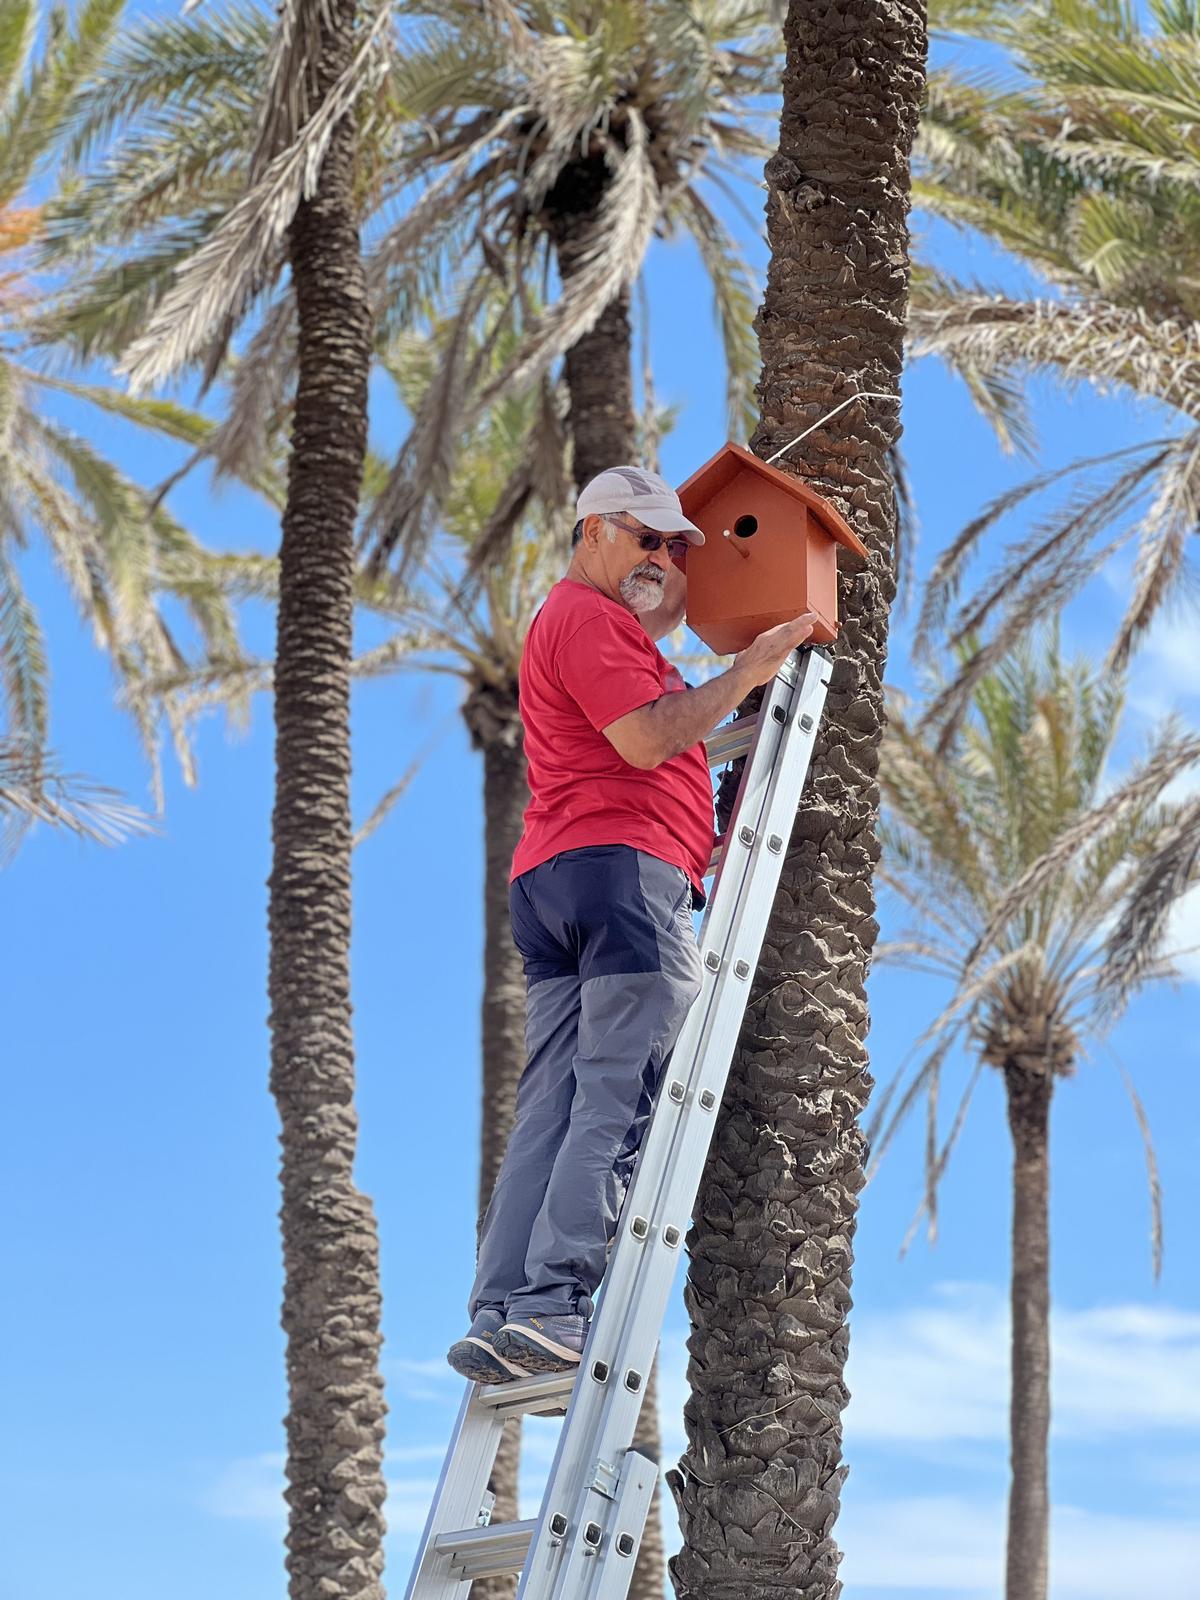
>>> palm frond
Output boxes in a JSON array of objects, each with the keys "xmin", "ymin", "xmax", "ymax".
[
  {"xmin": 1116, "ymin": 1056, "xmax": 1164, "ymax": 1280},
  {"xmin": 908, "ymin": 294, "xmax": 1200, "ymax": 421},
  {"xmin": 963, "ymin": 729, "xmax": 1200, "ymax": 979},
  {"xmin": 674, "ymin": 185, "xmax": 760, "ymax": 439},
  {"xmin": 117, "ymin": 3, "xmax": 392, "ymax": 390},
  {"xmin": 472, "ymin": 109, "xmax": 660, "ymax": 412},
  {"xmin": 1108, "ymin": 429, "xmax": 1200, "ymax": 670},
  {"xmin": 912, "ymin": 440, "xmax": 1167, "ymax": 657},
  {"xmin": 1101, "ymin": 794, "xmax": 1200, "ymax": 1013},
  {"xmin": 0, "ymin": 0, "xmax": 123, "ymax": 205},
  {"xmin": 0, "ymin": 541, "xmax": 48, "ymax": 746},
  {"xmin": 0, "ymin": 735, "xmax": 152, "ymax": 863}
]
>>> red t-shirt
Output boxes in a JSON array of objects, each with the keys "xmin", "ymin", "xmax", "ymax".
[{"xmin": 511, "ymin": 579, "xmax": 714, "ymax": 893}]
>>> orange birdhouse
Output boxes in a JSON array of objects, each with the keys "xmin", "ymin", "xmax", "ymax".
[{"xmin": 676, "ymin": 442, "xmax": 868, "ymax": 655}]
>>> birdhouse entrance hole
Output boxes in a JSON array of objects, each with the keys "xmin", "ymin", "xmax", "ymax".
[{"xmin": 733, "ymin": 515, "xmax": 758, "ymax": 538}]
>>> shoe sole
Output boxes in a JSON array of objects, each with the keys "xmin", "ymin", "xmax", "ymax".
[
  {"xmin": 494, "ymin": 1324, "xmax": 583, "ymax": 1375},
  {"xmin": 447, "ymin": 1335, "xmax": 528, "ymax": 1385}
]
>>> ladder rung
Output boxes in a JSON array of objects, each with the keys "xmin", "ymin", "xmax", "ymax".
[
  {"xmin": 433, "ymin": 1519, "xmax": 535, "ymax": 1580},
  {"xmin": 475, "ymin": 1370, "xmax": 575, "ymax": 1417},
  {"xmin": 706, "ymin": 715, "xmax": 757, "ymax": 768}
]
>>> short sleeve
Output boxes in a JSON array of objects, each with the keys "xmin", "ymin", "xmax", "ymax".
[{"xmin": 555, "ymin": 612, "xmax": 664, "ymax": 731}]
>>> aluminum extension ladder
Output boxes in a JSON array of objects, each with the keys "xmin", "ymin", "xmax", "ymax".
[{"xmin": 406, "ymin": 645, "xmax": 833, "ymax": 1600}]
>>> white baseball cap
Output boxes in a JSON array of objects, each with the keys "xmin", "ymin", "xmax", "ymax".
[{"xmin": 575, "ymin": 465, "xmax": 706, "ymax": 545}]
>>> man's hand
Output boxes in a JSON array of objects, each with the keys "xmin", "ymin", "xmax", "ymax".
[
  {"xmin": 603, "ymin": 611, "xmax": 820, "ymax": 770},
  {"xmin": 731, "ymin": 613, "xmax": 819, "ymax": 688},
  {"xmin": 637, "ymin": 560, "xmax": 687, "ymax": 642}
]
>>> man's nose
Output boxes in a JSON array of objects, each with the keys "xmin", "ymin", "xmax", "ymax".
[{"xmin": 645, "ymin": 544, "xmax": 670, "ymax": 569}]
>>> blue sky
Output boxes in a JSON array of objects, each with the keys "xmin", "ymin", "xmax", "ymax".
[{"xmin": 4, "ymin": 9, "xmax": 1200, "ymax": 1600}]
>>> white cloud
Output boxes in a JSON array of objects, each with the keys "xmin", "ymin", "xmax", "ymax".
[
  {"xmin": 1126, "ymin": 613, "xmax": 1200, "ymax": 724},
  {"xmin": 202, "ymin": 1450, "xmax": 444, "ymax": 1540},
  {"xmin": 388, "ymin": 1356, "xmax": 462, "ymax": 1404},
  {"xmin": 844, "ymin": 1284, "xmax": 1200, "ymax": 1446},
  {"xmin": 386, "ymin": 1475, "xmax": 442, "ymax": 1536},
  {"xmin": 202, "ymin": 1452, "xmax": 286, "ymax": 1526},
  {"xmin": 1167, "ymin": 888, "xmax": 1200, "ymax": 985},
  {"xmin": 839, "ymin": 1493, "xmax": 1200, "ymax": 1598},
  {"xmin": 213, "ymin": 1286, "xmax": 1200, "ymax": 1597}
]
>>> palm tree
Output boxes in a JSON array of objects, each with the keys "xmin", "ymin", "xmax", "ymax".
[
  {"xmin": 40, "ymin": 0, "xmax": 773, "ymax": 568},
  {"xmin": 669, "ymin": 5, "xmax": 928, "ymax": 1599},
  {"xmin": 356, "ymin": 0, "xmax": 775, "ymax": 575},
  {"xmin": 0, "ymin": 0, "xmax": 242, "ymax": 819},
  {"xmin": 907, "ymin": 0, "xmax": 1200, "ymax": 734},
  {"xmin": 871, "ymin": 632, "xmax": 1199, "ymax": 1600},
  {"xmin": 257, "ymin": 5, "xmax": 390, "ymax": 1599}
]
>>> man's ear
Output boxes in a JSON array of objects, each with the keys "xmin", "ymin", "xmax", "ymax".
[{"xmin": 582, "ymin": 514, "xmax": 604, "ymax": 548}]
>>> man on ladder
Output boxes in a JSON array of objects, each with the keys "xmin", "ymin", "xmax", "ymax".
[{"xmin": 447, "ymin": 464, "xmax": 816, "ymax": 1385}]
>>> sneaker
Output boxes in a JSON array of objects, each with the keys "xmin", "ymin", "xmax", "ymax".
[
  {"xmin": 447, "ymin": 1308, "xmax": 529, "ymax": 1385},
  {"xmin": 494, "ymin": 1313, "xmax": 588, "ymax": 1375}
]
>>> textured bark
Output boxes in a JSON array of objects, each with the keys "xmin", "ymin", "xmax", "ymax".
[
  {"xmin": 463, "ymin": 679, "xmax": 528, "ymax": 1600},
  {"xmin": 267, "ymin": 5, "xmax": 387, "ymax": 1600},
  {"xmin": 1003, "ymin": 1063, "xmax": 1053, "ymax": 1600},
  {"xmin": 546, "ymin": 175, "xmax": 637, "ymax": 489},
  {"xmin": 672, "ymin": 6, "xmax": 927, "ymax": 1600},
  {"xmin": 561, "ymin": 285, "xmax": 637, "ymax": 489}
]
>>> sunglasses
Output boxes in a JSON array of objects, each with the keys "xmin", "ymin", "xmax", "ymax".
[{"xmin": 608, "ymin": 516, "xmax": 689, "ymax": 559}]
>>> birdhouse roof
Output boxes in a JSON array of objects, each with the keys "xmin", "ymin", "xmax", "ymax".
[{"xmin": 677, "ymin": 441, "xmax": 869, "ymax": 566}]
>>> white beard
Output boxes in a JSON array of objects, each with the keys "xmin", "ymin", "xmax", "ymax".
[{"xmin": 619, "ymin": 565, "xmax": 665, "ymax": 613}]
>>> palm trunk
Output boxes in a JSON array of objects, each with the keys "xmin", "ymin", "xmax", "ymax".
[
  {"xmin": 546, "ymin": 186, "xmax": 637, "ymax": 489},
  {"xmin": 1003, "ymin": 1063, "xmax": 1053, "ymax": 1600},
  {"xmin": 542, "ymin": 186, "xmax": 662, "ymax": 1600},
  {"xmin": 672, "ymin": 5, "xmax": 926, "ymax": 1599},
  {"xmin": 267, "ymin": 6, "xmax": 386, "ymax": 1600},
  {"xmin": 463, "ymin": 680, "xmax": 528, "ymax": 1600}
]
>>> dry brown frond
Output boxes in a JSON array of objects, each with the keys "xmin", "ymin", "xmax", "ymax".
[
  {"xmin": 1102, "ymin": 795, "xmax": 1200, "ymax": 1013},
  {"xmin": 912, "ymin": 441, "xmax": 1159, "ymax": 658},
  {"xmin": 947, "ymin": 451, "xmax": 1168, "ymax": 646},
  {"xmin": 362, "ymin": 271, "xmax": 503, "ymax": 577},
  {"xmin": 920, "ymin": 526, "xmax": 1137, "ymax": 753},
  {"xmin": 118, "ymin": 3, "xmax": 392, "ymax": 390},
  {"xmin": 1117, "ymin": 1059, "xmax": 1164, "ymax": 1281},
  {"xmin": 471, "ymin": 110, "xmax": 660, "ymax": 413},
  {"xmin": 1107, "ymin": 431, "xmax": 1200, "ymax": 672},
  {"xmin": 908, "ymin": 295, "xmax": 1200, "ymax": 420},
  {"xmin": 0, "ymin": 206, "xmax": 42, "ymax": 255}
]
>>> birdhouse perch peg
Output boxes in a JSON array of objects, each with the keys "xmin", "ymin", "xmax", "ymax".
[{"xmin": 677, "ymin": 442, "xmax": 868, "ymax": 655}]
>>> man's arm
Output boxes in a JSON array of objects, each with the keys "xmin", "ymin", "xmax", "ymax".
[{"xmin": 603, "ymin": 614, "xmax": 819, "ymax": 770}]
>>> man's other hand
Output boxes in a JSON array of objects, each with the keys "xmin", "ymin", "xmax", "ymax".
[
  {"xmin": 731, "ymin": 614, "xmax": 819, "ymax": 688},
  {"xmin": 638, "ymin": 559, "xmax": 687, "ymax": 642}
]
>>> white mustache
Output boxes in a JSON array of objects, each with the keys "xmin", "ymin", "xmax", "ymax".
[{"xmin": 630, "ymin": 563, "xmax": 664, "ymax": 583}]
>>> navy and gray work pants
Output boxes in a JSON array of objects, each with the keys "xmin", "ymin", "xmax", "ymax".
[{"xmin": 469, "ymin": 846, "xmax": 703, "ymax": 1322}]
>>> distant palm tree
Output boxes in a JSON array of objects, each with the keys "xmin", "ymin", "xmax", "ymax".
[
  {"xmin": 41, "ymin": 0, "xmax": 774, "ymax": 580},
  {"xmin": 873, "ymin": 632, "xmax": 1200, "ymax": 1600},
  {"xmin": 909, "ymin": 0, "xmax": 1200, "ymax": 734},
  {"xmin": 0, "ymin": 0, "xmax": 241, "ymax": 820},
  {"xmin": 671, "ymin": 5, "xmax": 928, "ymax": 1600}
]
